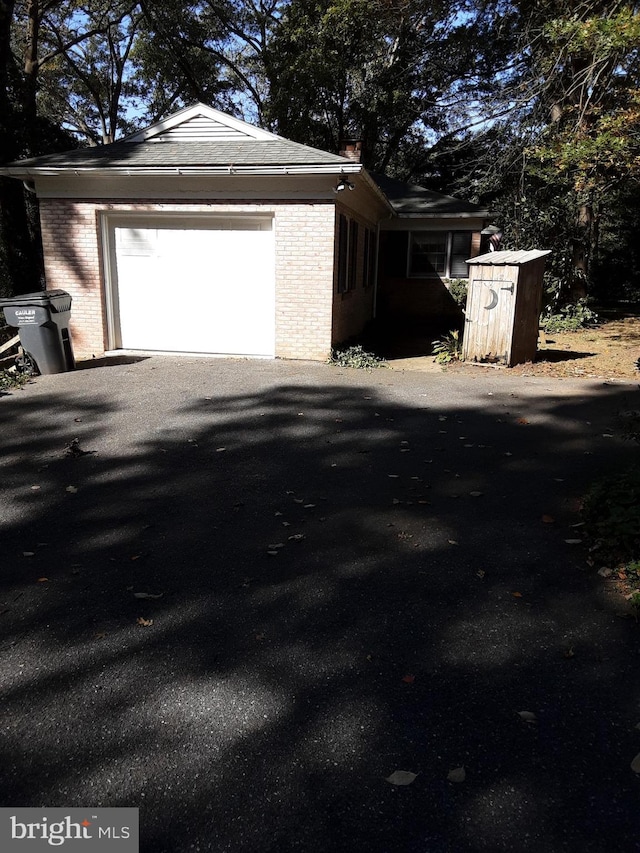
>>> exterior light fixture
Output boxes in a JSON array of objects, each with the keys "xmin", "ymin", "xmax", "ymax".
[{"xmin": 334, "ymin": 176, "xmax": 355, "ymax": 193}]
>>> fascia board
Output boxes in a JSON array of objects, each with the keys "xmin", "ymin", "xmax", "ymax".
[{"xmin": 0, "ymin": 163, "xmax": 363, "ymax": 179}]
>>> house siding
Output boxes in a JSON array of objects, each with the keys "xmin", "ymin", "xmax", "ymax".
[{"xmin": 39, "ymin": 198, "xmax": 336, "ymax": 361}]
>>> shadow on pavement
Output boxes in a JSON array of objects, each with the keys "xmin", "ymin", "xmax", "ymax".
[{"xmin": 0, "ymin": 370, "xmax": 639, "ymax": 852}]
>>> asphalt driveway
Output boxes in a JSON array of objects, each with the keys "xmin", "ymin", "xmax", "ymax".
[{"xmin": 0, "ymin": 356, "xmax": 639, "ymax": 852}]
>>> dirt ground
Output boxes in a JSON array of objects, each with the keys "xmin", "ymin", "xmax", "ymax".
[{"xmin": 452, "ymin": 314, "xmax": 640, "ymax": 380}]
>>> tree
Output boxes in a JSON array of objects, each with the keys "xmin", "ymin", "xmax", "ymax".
[{"xmin": 266, "ymin": 0, "xmax": 502, "ymax": 172}]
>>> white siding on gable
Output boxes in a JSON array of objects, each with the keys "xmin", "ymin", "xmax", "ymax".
[{"xmin": 151, "ymin": 115, "xmax": 256, "ymax": 143}]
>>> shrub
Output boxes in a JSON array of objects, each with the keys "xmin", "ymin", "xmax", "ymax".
[
  {"xmin": 445, "ymin": 278, "xmax": 468, "ymax": 309},
  {"xmin": 328, "ymin": 345, "xmax": 387, "ymax": 370},
  {"xmin": 582, "ymin": 468, "xmax": 640, "ymax": 565},
  {"xmin": 540, "ymin": 299, "xmax": 599, "ymax": 332}
]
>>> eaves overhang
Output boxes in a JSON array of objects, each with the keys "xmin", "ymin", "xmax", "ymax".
[
  {"xmin": 0, "ymin": 162, "xmax": 364, "ymax": 180},
  {"xmin": 394, "ymin": 210, "xmax": 491, "ymax": 219}
]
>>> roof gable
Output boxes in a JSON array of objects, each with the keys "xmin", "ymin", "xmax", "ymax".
[{"xmin": 125, "ymin": 103, "xmax": 281, "ymax": 143}]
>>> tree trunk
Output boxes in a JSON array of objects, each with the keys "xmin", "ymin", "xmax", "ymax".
[
  {"xmin": 0, "ymin": 0, "xmax": 43, "ymax": 296},
  {"xmin": 568, "ymin": 202, "xmax": 593, "ymax": 301}
]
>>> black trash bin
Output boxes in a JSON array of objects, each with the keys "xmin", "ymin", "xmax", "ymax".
[{"xmin": 0, "ymin": 289, "xmax": 75, "ymax": 375}]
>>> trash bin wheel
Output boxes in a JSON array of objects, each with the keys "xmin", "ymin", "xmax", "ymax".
[{"xmin": 16, "ymin": 347, "xmax": 38, "ymax": 376}]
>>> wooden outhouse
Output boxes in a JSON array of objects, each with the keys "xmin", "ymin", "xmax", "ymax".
[{"xmin": 461, "ymin": 249, "xmax": 551, "ymax": 367}]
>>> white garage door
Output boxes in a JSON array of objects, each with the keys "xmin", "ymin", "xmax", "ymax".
[{"xmin": 112, "ymin": 218, "xmax": 275, "ymax": 356}]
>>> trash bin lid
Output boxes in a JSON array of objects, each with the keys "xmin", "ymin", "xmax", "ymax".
[{"xmin": 0, "ymin": 289, "xmax": 71, "ymax": 306}]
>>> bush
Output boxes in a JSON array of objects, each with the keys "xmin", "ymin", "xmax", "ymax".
[
  {"xmin": 445, "ymin": 278, "xmax": 468, "ymax": 309},
  {"xmin": 328, "ymin": 345, "xmax": 387, "ymax": 370},
  {"xmin": 582, "ymin": 468, "xmax": 640, "ymax": 565},
  {"xmin": 540, "ymin": 299, "xmax": 599, "ymax": 332}
]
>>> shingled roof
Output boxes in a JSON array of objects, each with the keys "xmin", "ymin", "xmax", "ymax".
[
  {"xmin": 371, "ymin": 173, "xmax": 489, "ymax": 218},
  {"xmin": 3, "ymin": 140, "xmax": 351, "ymax": 171},
  {"xmin": 0, "ymin": 103, "xmax": 357, "ymax": 176}
]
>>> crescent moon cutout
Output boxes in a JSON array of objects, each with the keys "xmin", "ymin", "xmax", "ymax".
[{"xmin": 484, "ymin": 289, "xmax": 499, "ymax": 310}]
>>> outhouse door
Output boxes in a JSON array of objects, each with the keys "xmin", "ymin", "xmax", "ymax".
[{"xmin": 463, "ymin": 267, "xmax": 517, "ymax": 363}]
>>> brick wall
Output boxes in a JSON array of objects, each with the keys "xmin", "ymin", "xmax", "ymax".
[
  {"xmin": 38, "ymin": 199, "xmax": 336, "ymax": 361},
  {"xmin": 331, "ymin": 204, "xmax": 377, "ymax": 346}
]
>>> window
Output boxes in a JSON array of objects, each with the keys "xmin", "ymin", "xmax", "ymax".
[
  {"xmin": 337, "ymin": 214, "xmax": 349, "ymax": 293},
  {"xmin": 362, "ymin": 228, "xmax": 376, "ymax": 288},
  {"xmin": 408, "ymin": 231, "xmax": 473, "ymax": 278},
  {"xmin": 348, "ymin": 220, "xmax": 359, "ymax": 290},
  {"xmin": 336, "ymin": 214, "xmax": 362, "ymax": 293}
]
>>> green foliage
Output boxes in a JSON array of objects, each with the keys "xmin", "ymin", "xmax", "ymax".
[
  {"xmin": 629, "ymin": 591, "xmax": 640, "ymax": 619},
  {"xmin": 625, "ymin": 560, "xmax": 640, "ymax": 581},
  {"xmin": 445, "ymin": 279, "xmax": 468, "ymax": 309},
  {"xmin": 0, "ymin": 369, "xmax": 28, "ymax": 393},
  {"xmin": 582, "ymin": 468, "xmax": 640, "ymax": 565},
  {"xmin": 431, "ymin": 330, "xmax": 462, "ymax": 364},
  {"xmin": 328, "ymin": 344, "xmax": 386, "ymax": 370},
  {"xmin": 540, "ymin": 299, "xmax": 599, "ymax": 332}
]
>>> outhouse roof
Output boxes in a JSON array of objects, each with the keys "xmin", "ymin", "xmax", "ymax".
[{"xmin": 467, "ymin": 249, "xmax": 551, "ymax": 265}]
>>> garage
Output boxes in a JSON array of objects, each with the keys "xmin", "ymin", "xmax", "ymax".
[{"xmin": 108, "ymin": 216, "xmax": 275, "ymax": 356}]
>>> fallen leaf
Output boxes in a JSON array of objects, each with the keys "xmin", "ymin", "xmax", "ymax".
[
  {"xmin": 518, "ymin": 711, "xmax": 537, "ymax": 723},
  {"xmin": 517, "ymin": 418, "xmax": 529, "ymax": 425},
  {"xmin": 385, "ymin": 770, "xmax": 418, "ymax": 786},
  {"xmin": 476, "ymin": 570, "xmax": 486, "ymax": 579},
  {"xmin": 37, "ymin": 577, "xmax": 48, "ymax": 583},
  {"xmin": 401, "ymin": 674, "xmax": 415, "ymax": 684},
  {"xmin": 94, "ymin": 632, "xmax": 106, "ymax": 639},
  {"xmin": 541, "ymin": 515, "xmax": 555, "ymax": 524},
  {"xmin": 30, "ymin": 485, "xmax": 41, "ymax": 491},
  {"xmin": 564, "ymin": 647, "xmax": 575, "ymax": 659},
  {"xmin": 631, "ymin": 753, "xmax": 640, "ymax": 774},
  {"xmin": 255, "ymin": 633, "xmax": 266, "ymax": 641},
  {"xmin": 512, "ymin": 591, "xmax": 523, "ymax": 598},
  {"xmin": 133, "ymin": 592, "xmax": 164, "ymax": 599},
  {"xmin": 448, "ymin": 539, "xmax": 458, "ymax": 545},
  {"xmin": 136, "ymin": 617, "xmax": 153, "ymax": 627},
  {"xmin": 65, "ymin": 485, "xmax": 78, "ymax": 494},
  {"xmin": 447, "ymin": 767, "xmax": 466, "ymax": 783}
]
